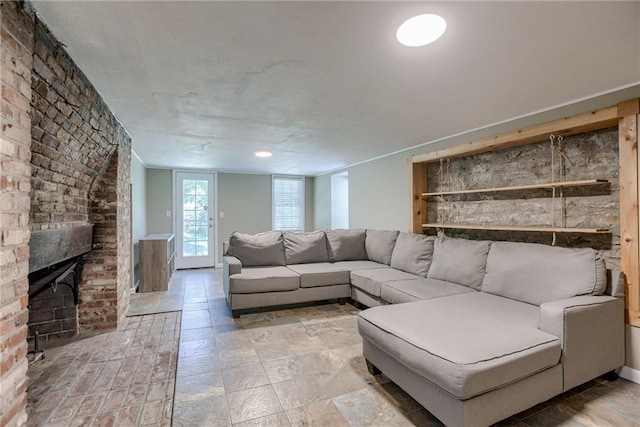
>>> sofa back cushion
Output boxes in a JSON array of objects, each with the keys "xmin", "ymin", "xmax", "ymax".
[
  {"xmin": 482, "ymin": 242, "xmax": 607, "ymax": 306},
  {"xmin": 390, "ymin": 233, "xmax": 435, "ymax": 277},
  {"xmin": 325, "ymin": 229, "xmax": 367, "ymax": 262},
  {"xmin": 283, "ymin": 231, "xmax": 329, "ymax": 264},
  {"xmin": 427, "ymin": 237, "xmax": 491, "ymax": 290},
  {"xmin": 365, "ymin": 230, "xmax": 400, "ymax": 265},
  {"xmin": 227, "ymin": 231, "xmax": 285, "ymax": 267}
]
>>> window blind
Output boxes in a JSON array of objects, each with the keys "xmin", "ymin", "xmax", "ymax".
[{"xmin": 272, "ymin": 176, "xmax": 305, "ymax": 232}]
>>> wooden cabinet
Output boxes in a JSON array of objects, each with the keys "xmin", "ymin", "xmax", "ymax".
[{"xmin": 139, "ymin": 233, "xmax": 175, "ymax": 292}]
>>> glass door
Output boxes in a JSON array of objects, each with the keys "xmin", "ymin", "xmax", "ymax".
[{"xmin": 175, "ymin": 172, "xmax": 215, "ymax": 269}]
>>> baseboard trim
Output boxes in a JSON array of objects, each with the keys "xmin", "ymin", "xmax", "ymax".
[{"xmin": 619, "ymin": 365, "xmax": 640, "ymax": 384}]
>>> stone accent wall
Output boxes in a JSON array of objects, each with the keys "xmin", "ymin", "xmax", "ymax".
[
  {"xmin": 1, "ymin": 3, "xmax": 32, "ymax": 426},
  {"xmin": 426, "ymin": 127, "xmax": 619, "ymax": 267}
]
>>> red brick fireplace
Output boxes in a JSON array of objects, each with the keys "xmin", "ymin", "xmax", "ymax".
[{"xmin": 1, "ymin": 2, "xmax": 132, "ymax": 425}]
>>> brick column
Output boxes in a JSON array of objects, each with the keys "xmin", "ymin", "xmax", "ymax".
[{"xmin": 1, "ymin": 2, "xmax": 33, "ymax": 426}]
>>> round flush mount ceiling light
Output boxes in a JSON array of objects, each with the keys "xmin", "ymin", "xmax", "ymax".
[
  {"xmin": 396, "ymin": 14, "xmax": 447, "ymax": 47},
  {"xmin": 255, "ymin": 151, "xmax": 272, "ymax": 158}
]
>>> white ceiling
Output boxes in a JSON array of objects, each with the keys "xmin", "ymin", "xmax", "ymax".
[{"xmin": 31, "ymin": 1, "xmax": 640, "ymax": 176}]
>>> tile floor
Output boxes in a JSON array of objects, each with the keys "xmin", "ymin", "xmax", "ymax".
[{"xmin": 27, "ymin": 268, "xmax": 640, "ymax": 426}]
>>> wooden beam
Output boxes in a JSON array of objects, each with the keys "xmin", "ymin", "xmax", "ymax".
[
  {"xmin": 412, "ymin": 162, "xmax": 427, "ymax": 233},
  {"xmin": 619, "ymin": 109, "xmax": 640, "ymax": 326},
  {"xmin": 618, "ymin": 99, "xmax": 640, "ymax": 118},
  {"xmin": 422, "ymin": 223, "xmax": 610, "ymax": 234},
  {"xmin": 422, "ymin": 179, "xmax": 608, "ymax": 197},
  {"xmin": 412, "ymin": 106, "xmax": 618, "ymax": 164}
]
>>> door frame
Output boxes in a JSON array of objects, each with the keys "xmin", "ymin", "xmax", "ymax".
[{"xmin": 173, "ymin": 170, "xmax": 218, "ymax": 269}]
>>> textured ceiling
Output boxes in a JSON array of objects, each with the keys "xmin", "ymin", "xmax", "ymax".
[{"xmin": 31, "ymin": 1, "xmax": 640, "ymax": 176}]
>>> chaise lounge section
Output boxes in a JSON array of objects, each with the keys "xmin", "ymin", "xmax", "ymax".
[{"xmin": 358, "ymin": 238, "xmax": 625, "ymax": 426}]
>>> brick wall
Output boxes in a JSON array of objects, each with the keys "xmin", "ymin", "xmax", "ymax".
[
  {"xmin": 79, "ymin": 145, "xmax": 131, "ymax": 331},
  {"xmin": 27, "ymin": 272, "xmax": 77, "ymax": 342},
  {"xmin": 30, "ymin": 16, "xmax": 128, "ymax": 231},
  {"xmin": 426, "ymin": 127, "xmax": 619, "ymax": 267},
  {"xmin": 1, "ymin": 3, "xmax": 33, "ymax": 426},
  {"xmin": 1, "ymin": 2, "xmax": 133, "ymax": 425},
  {"xmin": 29, "ymin": 11, "xmax": 132, "ymax": 333},
  {"xmin": 116, "ymin": 143, "xmax": 131, "ymax": 329}
]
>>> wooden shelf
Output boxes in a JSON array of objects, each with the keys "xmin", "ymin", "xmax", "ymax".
[
  {"xmin": 422, "ymin": 179, "xmax": 608, "ymax": 197},
  {"xmin": 422, "ymin": 223, "xmax": 610, "ymax": 234}
]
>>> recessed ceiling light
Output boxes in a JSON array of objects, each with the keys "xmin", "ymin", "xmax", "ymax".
[
  {"xmin": 255, "ymin": 151, "xmax": 272, "ymax": 158},
  {"xmin": 396, "ymin": 14, "xmax": 447, "ymax": 47}
]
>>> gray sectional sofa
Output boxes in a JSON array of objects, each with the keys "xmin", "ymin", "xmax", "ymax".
[{"xmin": 222, "ymin": 229, "xmax": 625, "ymax": 427}]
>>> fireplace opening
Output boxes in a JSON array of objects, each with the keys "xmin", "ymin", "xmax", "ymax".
[
  {"xmin": 27, "ymin": 257, "xmax": 83, "ymax": 359},
  {"xmin": 27, "ymin": 226, "xmax": 93, "ymax": 358}
]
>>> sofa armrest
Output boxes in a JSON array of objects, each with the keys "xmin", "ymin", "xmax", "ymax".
[
  {"xmin": 223, "ymin": 256, "xmax": 242, "ymax": 304},
  {"xmin": 539, "ymin": 295, "xmax": 625, "ymax": 391}
]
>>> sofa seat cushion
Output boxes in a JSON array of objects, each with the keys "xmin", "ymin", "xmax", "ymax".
[
  {"xmin": 286, "ymin": 263, "xmax": 350, "ymax": 288},
  {"xmin": 351, "ymin": 267, "xmax": 421, "ymax": 297},
  {"xmin": 381, "ymin": 278, "xmax": 476, "ymax": 304},
  {"xmin": 332, "ymin": 260, "xmax": 387, "ymax": 271},
  {"xmin": 358, "ymin": 293, "xmax": 561, "ymax": 399},
  {"xmin": 230, "ymin": 266, "xmax": 300, "ymax": 293}
]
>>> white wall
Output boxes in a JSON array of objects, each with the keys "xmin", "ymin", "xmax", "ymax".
[{"xmin": 130, "ymin": 152, "xmax": 147, "ymax": 242}]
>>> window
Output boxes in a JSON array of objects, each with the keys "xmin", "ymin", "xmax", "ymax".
[{"xmin": 272, "ymin": 175, "xmax": 305, "ymax": 231}]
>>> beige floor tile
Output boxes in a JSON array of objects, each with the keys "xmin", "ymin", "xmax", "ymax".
[
  {"xmin": 172, "ymin": 394, "xmax": 231, "ymax": 427},
  {"xmin": 314, "ymin": 365, "xmax": 368, "ymax": 398},
  {"xmin": 174, "ymin": 371, "xmax": 225, "ymax": 403},
  {"xmin": 218, "ymin": 346, "xmax": 261, "ymax": 370},
  {"xmin": 234, "ymin": 412, "xmax": 291, "ymax": 427},
  {"xmin": 254, "ymin": 341, "xmax": 296, "ymax": 362},
  {"xmin": 272, "ymin": 375, "xmax": 327, "ymax": 411},
  {"xmin": 221, "ymin": 363, "xmax": 270, "ymax": 393},
  {"xmin": 227, "ymin": 385, "xmax": 283, "ymax": 424},
  {"xmin": 331, "ymin": 388, "xmax": 401, "ymax": 426},
  {"xmin": 178, "ymin": 337, "xmax": 217, "ymax": 358},
  {"xmin": 285, "ymin": 399, "xmax": 350, "ymax": 427},
  {"xmin": 263, "ymin": 356, "xmax": 308, "ymax": 383},
  {"xmin": 177, "ymin": 353, "xmax": 221, "ymax": 376},
  {"xmin": 299, "ymin": 349, "xmax": 346, "ymax": 374}
]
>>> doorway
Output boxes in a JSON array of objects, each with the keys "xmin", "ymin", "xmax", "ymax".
[{"xmin": 175, "ymin": 172, "xmax": 216, "ymax": 269}]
